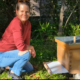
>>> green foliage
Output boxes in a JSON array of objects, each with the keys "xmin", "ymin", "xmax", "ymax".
[
  {"xmin": 0, "ymin": 0, "xmax": 17, "ymax": 38},
  {"xmin": 30, "ymin": 39, "xmax": 57, "ymax": 64},
  {"xmin": 63, "ymin": 23, "xmax": 80, "ymax": 36},
  {"xmin": 40, "ymin": 0, "xmax": 59, "ymax": 23},
  {"xmin": 0, "ymin": 0, "xmax": 8, "ymax": 31},
  {"xmin": 31, "ymin": 21, "xmax": 58, "ymax": 40}
]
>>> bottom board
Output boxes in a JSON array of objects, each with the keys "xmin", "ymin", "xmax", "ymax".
[{"xmin": 43, "ymin": 61, "xmax": 69, "ymax": 75}]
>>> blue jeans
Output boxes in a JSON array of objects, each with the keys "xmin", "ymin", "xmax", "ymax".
[{"xmin": 0, "ymin": 50, "xmax": 33, "ymax": 76}]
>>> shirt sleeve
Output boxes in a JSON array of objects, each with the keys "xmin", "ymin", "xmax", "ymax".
[
  {"xmin": 25, "ymin": 21, "xmax": 31, "ymax": 45},
  {"xmin": 11, "ymin": 20, "xmax": 27, "ymax": 51}
]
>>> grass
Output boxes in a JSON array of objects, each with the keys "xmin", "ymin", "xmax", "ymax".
[{"xmin": 0, "ymin": 39, "xmax": 69, "ymax": 79}]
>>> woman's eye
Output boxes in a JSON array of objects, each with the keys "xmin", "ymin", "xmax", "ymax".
[
  {"xmin": 26, "ymin": 12, "xmax": 27, "ymax": 13},
  {"xmin": 26, "ymin": 11, "xmax": 29, "ymax": 13}
]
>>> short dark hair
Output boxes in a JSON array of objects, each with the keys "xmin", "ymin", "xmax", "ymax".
[{"xmin": 16, "ymin": 2, "xmax": 30, "ymax": 11}]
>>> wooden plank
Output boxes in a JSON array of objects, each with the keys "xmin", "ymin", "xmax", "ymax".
[
  {"xmin": 70, "ymin": 49, "xmax": 80, "ymax": 60},
  {"xmin": 70, "ymin": 70, "xmax": 80, "ymax": 74},
  {"xmin": 43, "ymin": 62, "xmax": 52, "ymax": 75},
  {"xmin": 69, "ymin": 49, "xmax": 80, "ymax": 74},
  {"xmin": 55, "ymin": 39, "xmax": 69, "ymax": 49},
  {"xmin": 57, "ymin": 43, "xmax": 70, "ymax": 71},
  {"xmin": 70, "ymin": 60, "xmax": 80, "ymax": 70},
  {"xmin": 69, "ymin": 44, "xmax": 80, "ymax": 50}
]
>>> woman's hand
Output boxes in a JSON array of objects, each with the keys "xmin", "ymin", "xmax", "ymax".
[{"xmin": 27, "ymin": 45, "xmax": 36, "ymax": 58}]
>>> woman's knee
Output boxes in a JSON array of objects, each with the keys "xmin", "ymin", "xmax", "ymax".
[{"xmin": 20, "ymin": 51, "xmax": 31, "ymax": 61}]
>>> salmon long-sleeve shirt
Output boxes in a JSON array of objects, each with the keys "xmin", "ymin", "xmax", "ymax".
[{"xmin": 0, "ymin": 16, "xmax": 31, "ymax": 52}]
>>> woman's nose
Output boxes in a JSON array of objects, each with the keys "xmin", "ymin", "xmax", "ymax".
[{"xmin": 23, "ymin": 12, "xmax": 26, "ymax": 15}]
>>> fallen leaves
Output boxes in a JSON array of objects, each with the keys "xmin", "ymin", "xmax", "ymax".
[{"xmin": 29, "ymin": 72, "xmax": 40, "ymax": 79}]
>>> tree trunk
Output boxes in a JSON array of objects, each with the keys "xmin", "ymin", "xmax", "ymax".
[{"xmin": 58, "ymin": 0, "xmax": 66, "ymax": 35}]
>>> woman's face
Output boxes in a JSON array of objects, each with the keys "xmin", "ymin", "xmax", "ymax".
[{"xmin": 16, "ymin": 4, "xmax": 30, "ymax": 22}]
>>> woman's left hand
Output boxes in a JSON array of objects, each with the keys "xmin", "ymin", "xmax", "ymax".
[
  {"xmin": 31, "ymin": 47, "xmax": 36, "ymax": 58},
  {"xmin": 27, "ymin": 45, "xmax": 36, "ymax": 58}
]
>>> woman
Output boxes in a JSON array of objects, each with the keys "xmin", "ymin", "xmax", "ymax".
[{"xmin": 0, "ymin": 1, "xmax": 36, "ymax": 79}]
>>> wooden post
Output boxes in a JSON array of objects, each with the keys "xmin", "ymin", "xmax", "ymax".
[
  {"xmin": 73, "ymin": 36, "xmax": 80, "ymax": 79},
  {"xmin": 73, "ymin": 36, "xmax": 76, "ymax": 43}
]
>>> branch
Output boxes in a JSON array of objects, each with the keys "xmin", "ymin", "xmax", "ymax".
[{"xmin": 64, "ymin": 0, "xmax": 78, "ymax": 28}]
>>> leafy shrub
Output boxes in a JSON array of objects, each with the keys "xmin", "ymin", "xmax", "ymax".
[
  {"xmin": 63, "ymin": 23, "xmax": 80, "ymax": 36},
  {"xmin": 31, "ymin": 21, "xmax": 58, "ymax": 40},
  {"xmin": 30, "ymin": 39, "xmax": 57, "ymax": 64}
]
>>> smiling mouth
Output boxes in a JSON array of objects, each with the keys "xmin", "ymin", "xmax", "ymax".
[{"xmin": 22, "ymin": 16, "xmax": 26, "ymax": 18}]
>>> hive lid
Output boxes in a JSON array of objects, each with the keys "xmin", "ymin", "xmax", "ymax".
[
  {"xmin": 55, "ymin": 36, "xmax": 80, "ymax": 45},
  {"xmin": 43, "ymin": 61, "xmax": 69, "ymax": 75}
]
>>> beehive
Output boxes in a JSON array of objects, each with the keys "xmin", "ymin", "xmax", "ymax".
[{"xmin": 55, "ymin": 36, "xmax": 80, "ymax": 74}]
